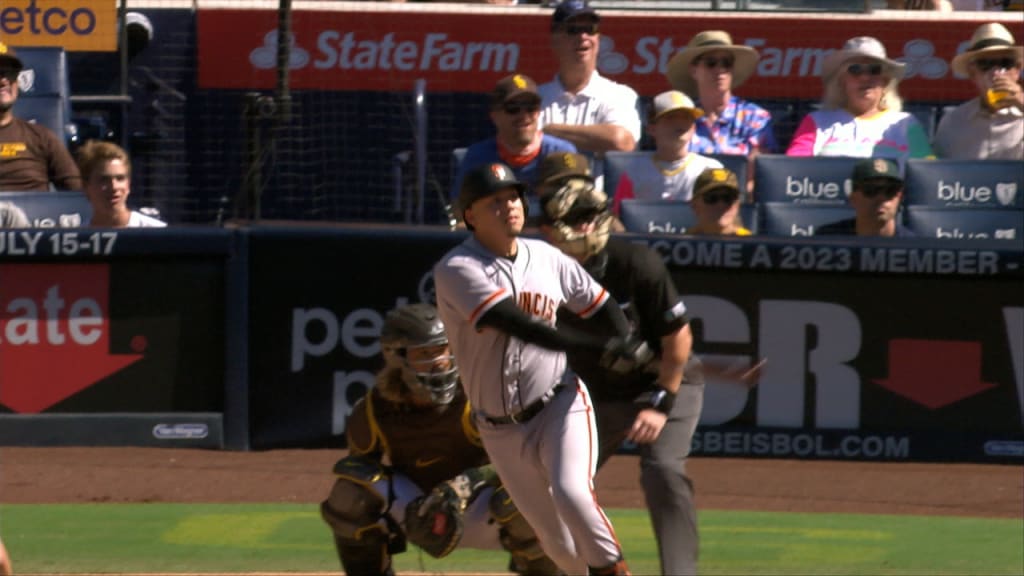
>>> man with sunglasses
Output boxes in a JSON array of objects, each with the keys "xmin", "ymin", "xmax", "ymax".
[
  {"xmin": 451, "ymin": 74, "xmax": 576, "ymax": 208},
  {"xmin": 934, "ymin": 23, "xmax": 1023, "ymax": 160},
  {"xmin": 0, "ymin": 43, "xmax": 82, "ymax": 192},
  {"xmin": 537, "ymin": 0, "xmax": 641, "ymax": 190},
  {"xmin": 816, "ymin": 158, "xmax": 914, "ymax": 238},
  {"xmin": 535, "ymin": 151, "xmax": 705, "ymax": 576}
]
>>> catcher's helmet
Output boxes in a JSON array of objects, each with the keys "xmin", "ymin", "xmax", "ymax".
[
  {"xmin": 537, "ymin": 152, "xmax": 613, "ymax": 259},
  {"xmin": 458, "ymin": 162, "xmax": 528, "ymax": 230},
  {"xmin": 380, "ymin": 303, "xmax": 459, "ymax": 406}
]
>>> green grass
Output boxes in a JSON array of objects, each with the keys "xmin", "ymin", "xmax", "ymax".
[{"xmin": 1, "ymin": 504, "xmax": 1021, "ymax": 574}]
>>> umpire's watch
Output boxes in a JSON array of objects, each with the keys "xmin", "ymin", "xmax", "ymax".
[{"xmin": 637, "ymin": 387, "xmax": 676, "ymax": 415}]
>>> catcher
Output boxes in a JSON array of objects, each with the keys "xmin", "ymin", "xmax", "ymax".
[{"xmin": 320, "ymin": 302, "xmax": 560, "ymax": 576}]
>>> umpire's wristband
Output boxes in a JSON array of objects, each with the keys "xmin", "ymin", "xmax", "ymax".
[{"xmin": 635, "ymin": 387, "xmax": 677, "ymax": 415}]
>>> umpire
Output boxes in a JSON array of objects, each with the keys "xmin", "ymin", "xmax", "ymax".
[{"xmin": 536, "ymin": 151, "xmax": 705, "ymax": 576}]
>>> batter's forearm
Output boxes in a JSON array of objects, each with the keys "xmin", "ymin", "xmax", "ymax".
[{"xmin": 478, "ymin": 299, "xmax": 606, "ymax": 352}]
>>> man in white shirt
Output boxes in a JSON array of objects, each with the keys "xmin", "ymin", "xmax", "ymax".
[
  {"xmin": 933, "ymin": 22, "xmax": 1023, "ymax": 160},
  {"xmin": 538, "ymin": 0, "xmax": 641, "ymax": 188}
]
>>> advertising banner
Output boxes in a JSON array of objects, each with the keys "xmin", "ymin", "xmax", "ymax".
[
  {"xmin": 197, "ymin": 6, "xmax": 1024, "ymax": 100},
  {"xmin": 246, "ymin": 225, "xmax": 1024, "ymax": 463},
  {"xmin": 1, "ymin": 0, "xmax": 117, "ymax": 51},
  {"xmin": 0, "ymin": 230, "xmax": 230, "ymax": 415}
]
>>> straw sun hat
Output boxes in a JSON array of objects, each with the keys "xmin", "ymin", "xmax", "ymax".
[
  {"xmin": 666, "ymin": 30, "xmax": 759, "ymax": 96},
  {"xmin": 950, "ymin": 22, "xmax": 1023, "ymax": 77}
]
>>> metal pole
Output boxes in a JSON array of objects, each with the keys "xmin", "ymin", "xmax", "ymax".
[
  {"xmin": 275, "ymin": 0, "xmax": 293, "ymax": 125},
  {"xmin": 414, "ymin": 79, "xmax": 427, "ymax": 224},
  {"xmin": 119, "ymin": 0, "xmax": 129, "ymax": 150},
  {"xmin": 240, "ymin": 93, "xmax": 263, "ymax": 220}
]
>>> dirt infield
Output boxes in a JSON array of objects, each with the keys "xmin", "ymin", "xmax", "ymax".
[{"xmin": 1, "ymin": 447, "xmax": 1020, "ymax": 518}]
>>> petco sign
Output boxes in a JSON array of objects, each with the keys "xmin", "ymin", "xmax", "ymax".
[
  {"xmin": 0, "ymin": 0, "xmax": 116, "ymax": 51},
  {"xmin": 197, "ymin": 6, "xmax": 1021, "ymax": 99}
]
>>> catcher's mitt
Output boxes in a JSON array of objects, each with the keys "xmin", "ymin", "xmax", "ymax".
[{"xmin": 404, "ymin": 467, "xmax": 491, "ymax": 558}]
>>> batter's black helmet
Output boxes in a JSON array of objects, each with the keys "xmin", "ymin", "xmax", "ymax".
[
  {"xmin": 457, "ymin": 162, "xmax": 528, "ymax": 229},
  {"xmin": 380, "ymin": 303, "xmax": 459, "ymax": 406}
]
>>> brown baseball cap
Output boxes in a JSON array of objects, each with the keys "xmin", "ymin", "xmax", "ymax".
[
  {"xmin": 0, "ymin": 42, "xmax": 24, "ymax": 71},
  {"xmin": 538, "ymin": 152, "xmax": 594, "ymax": 187},
  {"xmin": 693, "ymin": 167, "xmax": 740, "ymax": 198},
  {"xmin": 491, "ymin": 74, "xmax": 540, "ymax": 107}
]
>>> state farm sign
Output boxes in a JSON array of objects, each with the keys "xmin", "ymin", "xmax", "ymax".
[{"xmin": 197, "ymin": 7, "xmax": 1022, "ymax": 99}]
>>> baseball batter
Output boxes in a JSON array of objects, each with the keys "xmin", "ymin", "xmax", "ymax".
[{"xmin": 434, "ymin": 162, "xmax": 642, "ymax": 576}]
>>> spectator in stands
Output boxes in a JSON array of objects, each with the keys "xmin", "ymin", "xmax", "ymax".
[
  {"xmin": 75, "ymin": 140, "xmax": 166, "ymax": 228},
  {"xmin": 816, "ymin": 158, "xmax": 914, "ymax": 237},
  {"xmin": 538, "ymin": 0, "xmax": 641, "ymax": 189},
  {"xmin": 0, "ymin": 43, "xmax": 82, "ymax": 192},
  {"xmin": 933, "ymin": 22, "xmax": 1023, "ymax": 160},
  {"xmin": 0, "ymin": 200, "xmax": 30, "ymax": 227},
  {"xmin": 451, "ymin": 74, "xmax": 576, "ymax": 203},
  {"xmin": 665, "ymin": 30, "xmax": 777, "ymax": 159},
  {"xmin": 688, "ymin": 167, "xmax": 752, "ymax": 236},
  {"xmin": 786, "ymin": 36, "xmax": 934, "ymax": 162},
  {"xmin": 611, "ymin": 90, "xmax": 722, "ymax": 215}
]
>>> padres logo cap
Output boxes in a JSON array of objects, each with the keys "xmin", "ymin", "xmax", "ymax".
[
  {"xmin": 693, "ymin": 167, "xmax": 740, "ymax": 199},
  {"xmin": 0, "ymin": 42, "xmax": 24, "ymax": 71},
  {"xmin": 491, "ymin": 73, "xmax": 540, "ymax": 107},
  {"xmin": 537, "ymin": 152, "xmax": 594, "ymax": 188},
  {"xmin": 851, "ymin": 158, "xmax": 902, "ymax": 184}
]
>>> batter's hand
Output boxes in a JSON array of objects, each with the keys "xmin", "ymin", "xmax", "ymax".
[{"xmin": 627, "ymin": 408, "xmax": 667, "ymax": 444}]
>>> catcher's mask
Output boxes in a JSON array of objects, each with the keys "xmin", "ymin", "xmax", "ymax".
[
  {"xmin": 380, "ymin": 303, "xmax": 459, "ymax": 406},
  {"xmin": 539, "ymin": 176, "xmax": 613, "ymax": 260}
]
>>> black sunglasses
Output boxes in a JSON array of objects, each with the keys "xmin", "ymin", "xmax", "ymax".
[
  {"xmin": 0, "ymin": 69, "xmax": 18, "ymax": 82},
  {"xmin": 561, "ymin": 205, "xmax": 605, "ymax": 226},
  {"xmin": 502, "ymin": 102, "xmax": 540, "ymax": 115},
  {"xmin": 701, "ymin": 190, "xmax": 739, "ymax": 205},
  {"xmin": 701, "ymin": 57, "xmax": 734, "ymax": 70},
  {"xmin": 846, "ymin": 63, "xmax": 884, "ymax": 77},
  {"xmin": 563, "ymin": 22, "xmax": 599, "ymax": 36},
  {"xmin": 859, "ymin": 183, "xmax": 902, "ymax": 199},
  {"xmin": 973, "ymin": 57, "xmax": 1019, "ymax": 72}
]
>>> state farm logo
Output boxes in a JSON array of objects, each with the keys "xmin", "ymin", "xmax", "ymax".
[
  {"xmin": 0, "ymin": 264, "xmax": 144, "ymax": 413},
  {"xmin": 251, "ymin": 30, "xmax": 518, "ymax": 72}
]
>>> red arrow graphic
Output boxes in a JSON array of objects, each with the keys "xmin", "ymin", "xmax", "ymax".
[
  {"xmin": 874, "ymin": 339, "xmax": 995, "ymax": 409},
  {"xmin": 0, "ymin": 264, "xmax": 144, "ymax": 413}
]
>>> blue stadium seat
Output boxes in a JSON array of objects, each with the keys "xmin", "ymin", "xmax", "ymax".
[
  {"xmin": 904, "ymin": 159, "xmax": 1023, "ymax": 210},
  {"xmin": 619, "ymin": 199, "xmax": 759, "ymax": 236},
  {"xmin": 754, "ymin": 155, "xmax": 862, "ymax": 205},
  {"xmin": 760, "ymin": 202, "xmax": 855, "ymax": 237},
  {"xmin": 904, "ymin": 206, "xmax": 1023, "ymax": 242},
  {"xmin": 0, "ymin": 191, "xmax": 91, "ymax": 227},
  {"xmin": 603, "ymin": 151, "xmax": 644, "ymax": 201},
  {"xmin": 11, "ymin": 46, "xmax": 74, "ymax": 145},
  {"xmin": 619, "ymin": 199, "xmax": 695, "ymax": 235}
]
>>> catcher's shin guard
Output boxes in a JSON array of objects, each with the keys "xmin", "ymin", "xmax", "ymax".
[
  {"xmin": 333, "ymin": 534, "xmax": 395, "ymax": 576},
  {"xmin": 489, "ymin": 485, "xmax": 562, "ymax": 575}
]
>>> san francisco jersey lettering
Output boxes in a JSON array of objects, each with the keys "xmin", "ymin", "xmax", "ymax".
[{"xmin": 434, "ymin": 236, "xmax": 608, "ymax": 418}]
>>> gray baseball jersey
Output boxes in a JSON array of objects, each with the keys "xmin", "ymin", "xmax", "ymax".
[{"xmin": 434, "ymin": 235, "xmax": 608, "ymax": 419}]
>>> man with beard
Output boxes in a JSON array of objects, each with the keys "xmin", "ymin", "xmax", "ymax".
[
  {"xmin": 0, "ymin": 42, "xmax": 81, "ymax": 191},
  {"xmin": 451, "ymin": 73, "xmax": 576, "ymax": 206}
]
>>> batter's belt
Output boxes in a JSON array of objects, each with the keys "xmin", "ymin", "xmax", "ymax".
[{"xmin": 480, "ymin": 384, "xmax": 567, "ymax": 425}]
